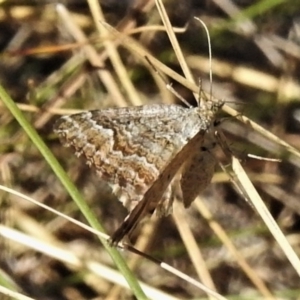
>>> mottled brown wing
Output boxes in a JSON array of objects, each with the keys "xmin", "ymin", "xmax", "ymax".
[
  {"xmin": 54, "ymin": 104, "xmax": 207, "ymax": 214},
  {"xmin": 180, "ymin": 149, "xmax": 216, "ymax": 208},
  {"xmin": 110, "ymin": 130, "xmax": 206, "ymax": 244}
]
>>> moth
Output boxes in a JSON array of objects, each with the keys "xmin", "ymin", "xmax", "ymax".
[{"xmin": 54, "ymin": 98, "xmax": 223, "ymax": 244}]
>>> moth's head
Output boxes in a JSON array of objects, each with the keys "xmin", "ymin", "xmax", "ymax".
[
  {"xmin": 210, "ymin": 98, "xmax": 224, "ymax": 113},
  {"xmin": 199, "ymin": 97, "xmax": 224, "ymax": 117}
]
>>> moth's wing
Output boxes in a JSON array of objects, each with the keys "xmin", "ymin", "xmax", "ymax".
[
  {"xmin": 111, "ymin": 130, "xmax": 206, "ymax": 244},
  {"xmin": 54, "ymin": 104, "xmax": 204, "ymax": 212},
  {"xmin": 180, "ymin": 148, "xmax": 216, "ymax": 208}
]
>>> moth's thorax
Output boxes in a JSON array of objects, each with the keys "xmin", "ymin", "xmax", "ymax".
[{"xmin": 194, "ymin": 98, "xmax": 223, "ymax": 127}]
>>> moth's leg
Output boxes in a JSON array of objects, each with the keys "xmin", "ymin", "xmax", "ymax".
[
  {"xmin": 215, "ymin": 127, "xmax": 237, "ymax": 157},
  {"xmin": 213, "ymin": 123, "xmax": 256, "ymax": 208},
  {"xmin": 155, "ymin": 184, "xmax": 174, "ymax": 217},
  {"xmin": 214, "ymin": 116, "xmax": 250, "ymax": 161}
]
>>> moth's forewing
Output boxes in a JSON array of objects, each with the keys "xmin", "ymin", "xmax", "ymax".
[
  {"xmin": 110, "ymin": 130, "xmax": 206, "ymax": 244},
  {"xmin": 180, "ymin": 149, "xmax": 216, "ymax": 208}
]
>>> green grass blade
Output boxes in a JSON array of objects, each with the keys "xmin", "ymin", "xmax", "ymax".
[{"xmin": 0, "ymin": 84, "xmax": 148, "ymax": 300}]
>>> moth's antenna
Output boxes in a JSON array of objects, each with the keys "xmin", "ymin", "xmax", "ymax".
[{"xmin": 194, "ymin": 17, "xmax": 213, "ymax": 103}]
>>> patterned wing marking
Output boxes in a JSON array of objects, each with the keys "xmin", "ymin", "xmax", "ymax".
[
  {"xmin": 54, "ymin": 104, "xmax": 207, "ymax": 212},
  {"xmin": 110, "ymin": 130, "xmax": 206, "ymax": 244}
]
